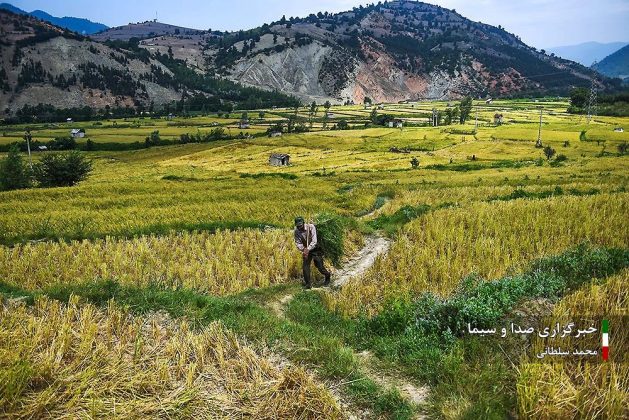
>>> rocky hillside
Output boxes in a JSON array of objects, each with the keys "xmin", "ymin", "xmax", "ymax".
[
  {"xmin": 0, "ymin": 10, "xmax": 297, "ymax": 118},
  {"xmin": 0, "ymin": 1, "xmax": 620, "ymax": 115},
  {"xmin": 207, "ymin": 1, "xmax": 611, "ymax": 103},
  {"xmin": 0, "ymin": 11, "xmax": 185, "ymax": 114}
]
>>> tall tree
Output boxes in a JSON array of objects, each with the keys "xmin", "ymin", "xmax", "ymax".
[
  {"xmin": 0, "ymin": 146, "xmax": 31, "ymax": 191},
  {"xmin": 459, "ymin": 97, "xmax": 473, "ymax": 124}
]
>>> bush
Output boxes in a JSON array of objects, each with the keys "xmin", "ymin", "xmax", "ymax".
[
  {"xmin": 34, "ymin": 151, "xmax": 93, "ymax": 187},
  {"xmin": 0, "ymin": 146, "xmax": 31, "ymax": 191},
  {"xmin": 543, "ymin": 146, "xmax": 556, "ymax": 160},
  {"xmin": 49, "ymin": 136, "xmax": 77, "ymax": 150},
  {"xmin": 555, "ymin": 154, "xmax": 568, "ymax": 162}
]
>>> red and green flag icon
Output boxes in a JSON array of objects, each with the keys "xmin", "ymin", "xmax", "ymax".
[{"xmin": 602, "ymin": 319, "xmax": 609, "ymax": 361}]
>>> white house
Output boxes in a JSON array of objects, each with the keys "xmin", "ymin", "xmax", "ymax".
[
  {"xmin": 70, "ymin": 129, "xmax": 85, "ymax": 138},
  {"xmin": 388, "ymin": 119, "xmax": 403, "ymax": 128}
]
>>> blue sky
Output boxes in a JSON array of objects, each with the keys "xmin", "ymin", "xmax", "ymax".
[{"xmin": 10, "ymin": 0, "xmax": 629, "ymax": 48}]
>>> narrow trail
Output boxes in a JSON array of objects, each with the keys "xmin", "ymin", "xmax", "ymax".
[
  {"xmin": 269, "ymin": 233, "xmax": 392, "ymax": 318},
  {"xmin": 356, "ymin": 351, "xmax": 429, "ymax": 419},
  {"xmin": 332, "ymin": 235, "xmax": 391, "ymax": 288},
  {"xmin": 265, "ymin": 233, "xmax": 429, "ymax": 418}
]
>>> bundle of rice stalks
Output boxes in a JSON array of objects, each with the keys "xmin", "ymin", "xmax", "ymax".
[{"xmin": 0, "ymin": 296, "xmax": 342, "ymax": 419}]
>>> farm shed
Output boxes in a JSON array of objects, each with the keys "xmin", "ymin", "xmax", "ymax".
[
  {"xmin": 269, "ymin": 131, "xmax": 282, "ymax": 138},
  {"xmin": 614, "ymin": 127, "xmax": 624, "ymax": 132},
  {"xmin": 269, "ymin": 153, "xmax": 290, "ymax": 166},
  {"xmin": 388, "ymin": 119, "xmax": 403, "ymax": 128},
  {"xmin": 70, "ymin": 129, "xmax": 85, "ymax": 138}
]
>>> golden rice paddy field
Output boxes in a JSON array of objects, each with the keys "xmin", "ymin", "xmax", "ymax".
[{"xmin": 1, "ymin": 99, "xmax": 627, "ymax": 419}]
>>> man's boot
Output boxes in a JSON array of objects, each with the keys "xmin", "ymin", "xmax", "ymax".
[{"xmin": 323, "ymin": 274, "xmax": 331, "ymax": 286}]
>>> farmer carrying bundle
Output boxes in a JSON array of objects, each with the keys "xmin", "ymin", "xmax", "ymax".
[{"xmin": 294, "ymin": 216, "xmax": 331, "ymax": 289}]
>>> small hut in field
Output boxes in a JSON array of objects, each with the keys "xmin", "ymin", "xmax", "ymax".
[{"xmin": 269, "ymin": 153, "xmax": 290, "ymax": 166}]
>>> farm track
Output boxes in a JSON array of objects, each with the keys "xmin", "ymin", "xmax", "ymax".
[
  {"xmin": 265, "ymin": 233, "xmax": 428, "ymax": 418},
  {"xmin": 332, "ymin": 235, "xmax": 391, "ymax": 288}
]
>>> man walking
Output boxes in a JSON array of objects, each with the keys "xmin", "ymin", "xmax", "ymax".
[{"xmin": 294, "ymin": 217, "xmax": 331, "ymax": 289}]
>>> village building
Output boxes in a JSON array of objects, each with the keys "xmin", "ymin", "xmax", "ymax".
[
  {"xmin": 238, "ymin": 119, "xmax": 250, "ymax": 129},
  {"xmin": 485, "ymin": 98, "xmax": 493, "ymax": 104},
  {"xmin": 269, "ymin": 131, "xmax": 283, "ymax": 138},
  {"xmin": 70, "ymin": 129, "xmax": 85, "ymax": 138},
  {"xmin": 388, "ymin": 119, "xmax": 403, "ymax": 128},
  {"xmin": 269, "ymin": 153, "xmax": 290, "ymax": 166}
]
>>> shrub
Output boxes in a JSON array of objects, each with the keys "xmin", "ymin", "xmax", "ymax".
[
  {"xmin": 0, "ymin": 146, "xmax": 31, "ymax": 191},
  {"xmin": 144, "ymin": 130, "xmax": 161, "ymax": 147},
  {"xmin": 555, "ymin": 154, "xmax": 568, "ymax": 162},
  {"xmin": 49, "ymin": 136, "xmax": 77, "ymax": 150},
  {"xmin": 543, "ymin": 146, "xmax": 556, "ymax": 160},
  {"xmin": 33, "ymin": 151, "xmax": 93, "ymax": 187}
]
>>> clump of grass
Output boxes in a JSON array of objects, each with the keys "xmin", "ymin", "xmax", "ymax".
[
  {"xmin": 488, "ymin": 186, "xmax": 601, "ymax": 202},
  {"xmin": 425, "ymin": 160, "xmax": 533, "ymax": 172},
  {"xmin": 240, "ymin": 172, "xmax": 298, "ymax": 180},
  {"xmin": 161, "ymin": 174, "xmax": 201, "ymax": 181},
  {"xmin": 367, "ymin": 204, "xmax": 435, "ymax": 235}
]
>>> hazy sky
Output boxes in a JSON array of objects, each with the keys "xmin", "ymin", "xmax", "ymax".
[{"xmin": 11, "ymin": 0, "xmax": 629, "ymax": 48}]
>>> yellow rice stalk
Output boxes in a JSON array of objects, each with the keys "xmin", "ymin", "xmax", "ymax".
[
  {"xmin": 0, "ymin": 296, "xmax": 342, "ymax": 419},
  {"xmin": 516, "ymin": 269, "xmax": 629, "ymax": 419},
  {"xmin": 0, "ymin": 229, "xmax": 301, "ymax": 295},
  {"xmin": 327, "ymin": 193, "xmax": 628, "ymax": 316}
]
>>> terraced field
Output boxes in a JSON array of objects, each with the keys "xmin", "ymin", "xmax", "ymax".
[{"xmin": 1, "ymin": 99, "xmax": 627, "ymax": 419}]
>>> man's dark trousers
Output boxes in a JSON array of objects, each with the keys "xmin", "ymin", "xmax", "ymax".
[{"xmin": 303, "ymin": 249, "xmax": 330, "ymax": 287}]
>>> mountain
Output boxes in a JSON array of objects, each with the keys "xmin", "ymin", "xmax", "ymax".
[
  {"xmin": 0, "ymin": 2, "xmax": 108, "ymax": 34},
  {"xmin": 592, "ymin": 45, "xmax": 629, "ymax": 82},
  {"xmin": 191, "ymin": 1, "xmax": 611, "ymax": 103},
  {"xmin": 0, "ymin": 1, "xmax": 619, "ymax": 115},
  {"xmin": 0, "ymin": 10, "xmax": 297, "ymax": 117},
  {"xmin": 547, "ymin": 42, "xmax": 628, "ymax": 67},
  {"xmin": 91, "ymin": 21, "xmax": 204, "ymax": 41}
]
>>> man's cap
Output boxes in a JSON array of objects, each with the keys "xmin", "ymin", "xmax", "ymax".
[{"xmin": 294, "ymin": 216, "xmax": 305, "ymax": 225}]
